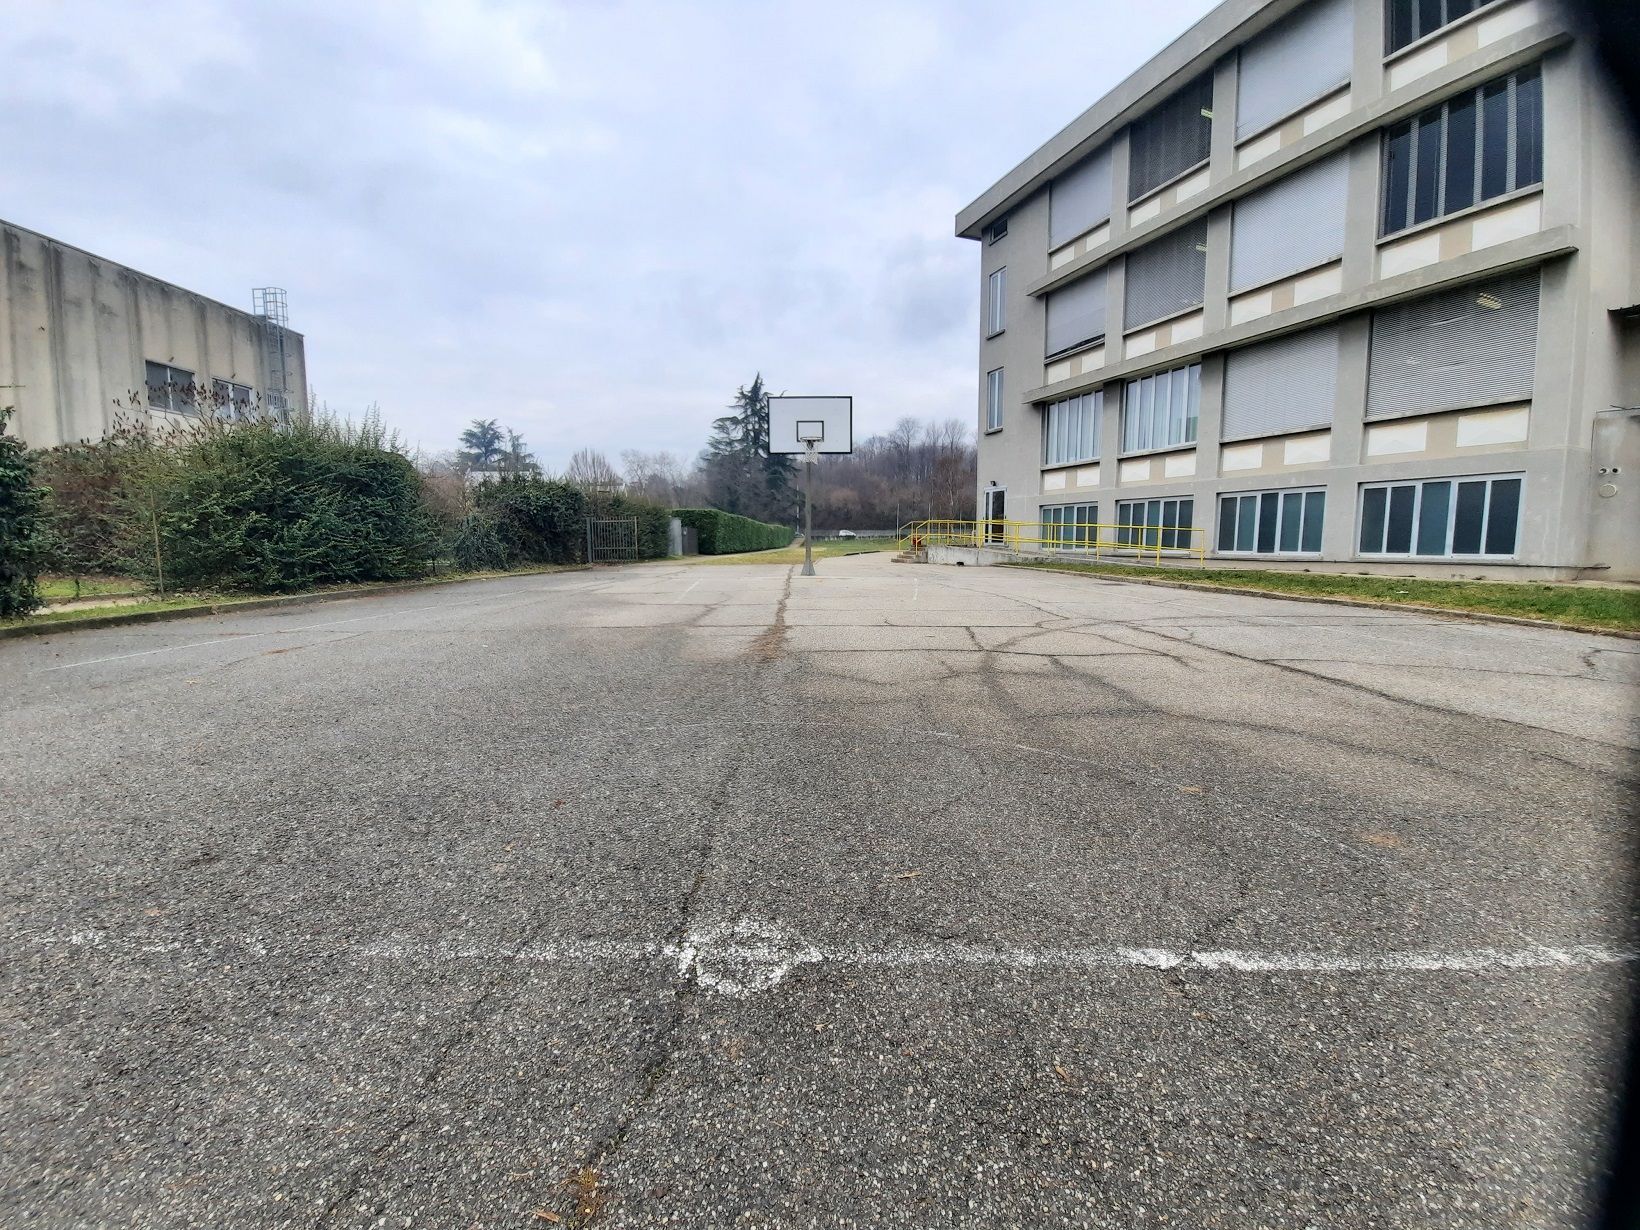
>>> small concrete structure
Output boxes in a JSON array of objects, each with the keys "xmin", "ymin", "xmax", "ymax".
[{"xmin": 0, "ymin": 218, "xmax": 307, "ymax": 448}]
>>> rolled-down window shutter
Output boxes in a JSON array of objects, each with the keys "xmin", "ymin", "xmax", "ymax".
[
  {"xmin": 1123, "ymin": 219, "xmax": 1208, "ymax": 330},
  {"xmin": 1221, "ymin": 325, "xmax": 1341, "ymax": 440},
  {"xmin": 1236, "ymin": 0, "xmax": 1354, "ymax": 141},
  {"xmin": 1366, "ymin": 269, "xmax": 1540, "ymax": 418},
  {"xmin": 1045, "ymin": 268, "xmax": 1108, "ymax": 357},
  {"xmin": 1049, "ymin": 147, "xmax": 1113, "ymax": 250},
  {"xmin": 1230, "ymin": 152, "xmax": 1350, "ymax": 292},
  {"xmin": 1129, "ymin": 73, "xmax": 1214, "ymax": 201}
]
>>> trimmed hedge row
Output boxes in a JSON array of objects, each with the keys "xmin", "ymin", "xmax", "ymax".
[{"xmin": 672, "ymin": 508, "xmax": 793, "ymax": 554}]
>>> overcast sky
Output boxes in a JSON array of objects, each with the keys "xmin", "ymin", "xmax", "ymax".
[{"xmin": 1, "ymin": 0, "xmax": 1217, "ymax": 471}]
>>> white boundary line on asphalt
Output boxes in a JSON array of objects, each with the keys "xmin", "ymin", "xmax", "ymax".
[{"xmin": 31, "ymin": 925, "xmax": 1635, "ymax": 999}]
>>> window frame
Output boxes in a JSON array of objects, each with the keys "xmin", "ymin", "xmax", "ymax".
[
  {"xmin": 986, "ymin": 267, "xmax": 1007, "ymax": 337},
  {"xmin": 1379, "ymin": 65, "xmax": 1543, "ymax": 238},
  {"xmin": 1384, "ymin": 0, "xmax": 1507, "ymax": 57},
  {"xmin": 1040, "ymin": 502, "xmax": 1100, "ymax": 551},
  {"xmin": 211, "ymin": 378, "xmax": 255, "ymax": 420},
  {"xmin": 987, "ymin": 217, "xmax": 1009, "ymax": 244},
  {"xmin": 1115, "ymin": 496, "xmax": 1196, "ymax": 550},
  {"xmin": 985, "ymin": 368, "xmax": 1005, "ymax": 433},
  {"xmin": 1357, "ymin": 472, "xmax": 1523, "ymax": 558},
  {"xmin": 1120, "ymin": 363, "xmax": 1201, "ymax": 455},
  {"xmin": 145, "ymin": 361, "xmax": 197, "ymax": 415},
  {"xmin": 1042, "ymin": 391, "xmax": 1102, "ymax": 467},
  {"xmin": 1216, "ymin": 487, "xmax": 1328, "ymax": 556}
]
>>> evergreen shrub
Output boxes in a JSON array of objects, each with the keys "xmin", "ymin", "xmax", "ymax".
[
  {"xmin": 672, "ymin": 508, "xmax": 794, "ymax": 554},
  {"xmin": 0, "ymin": 409, "xmax": 46, "ymax": 617}
]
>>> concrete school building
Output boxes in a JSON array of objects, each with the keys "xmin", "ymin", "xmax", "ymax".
[
  {"xmin": 958, "ymin": 0, "xmax": 1639, "ymax": 580},
  {"xmin": 0, "ymin": 217, "xmax": 307, "ymax": 450}
]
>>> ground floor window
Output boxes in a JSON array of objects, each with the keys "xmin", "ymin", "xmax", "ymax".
[
  {"xmin": 1218, "ymin": 488, "xmax": 1325, "ymax": 555},
  {"xmin": 1041, "ymin": 502, "xmax": 1098, "ymax": 549},
  {"xmin": 1116, "ymin": 497, "xmax": 1194, "ymax": 549},
  {"xmin": 1359, "ymin": 474, "xmax": 1521, "ymax": 557}
]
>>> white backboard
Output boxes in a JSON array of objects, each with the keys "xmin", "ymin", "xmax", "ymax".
[{"xmin": 769, "ymin": 396, "xmax": 853, "ymax": 454}]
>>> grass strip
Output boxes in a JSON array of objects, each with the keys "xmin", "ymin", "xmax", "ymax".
[
  {"xmin": 670, "ymin": 539, "xmax": 901, "ymax": 566},
  {"xmin": 1003, "ymin": 558, "xmax": 1640, "ymax": 633}
]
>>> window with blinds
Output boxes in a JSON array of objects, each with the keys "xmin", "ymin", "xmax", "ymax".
[
  {"xmin": 1387, "ymin": 0, "xmax": 1487, "ymax": 54},
  {"xmin": 1044, "ymin": 391, "xmax": 1102, "ymax": 466},
  {"xmin": 1041, "ymin": 503, "xmax": 1100, "ymax": 550},
  {"xmin": 1129, "ymin": 73, "xmax": 1214, "ymax": 202},
  {"xmin": 1122, "ymin": 364, "xmax": 1200, "ymax": 452},
  {"xmin": 1221, "ymin": 326, "xmax": 1340, "ymax": 441},
  {"xmin": 1366, "ymin": 269, "xmax": 1539, "ymax": 418},
  {"xmin": 1236, "ymin": 0, "xmax": 1354, "ymax": 140},
  {"xmin": 1230, "ymin": 152, "xmax": 1349, "ymax": 293},
  {"xmin": 1124, "ymin": 219, "xmax": 1208, "ymax": 330},
  {"xmin": 1359, "ymin": 474, "xmax": 1521, "ymax": 556},
  {"xmin": 1046, "ymin": 269, "xmax": 1108, "ymax": 358},
  {"xmin": 1382, "ymin": 65, "xmax": 1542, "ymax": 236},
  {"xmin": 1049, "ymin": 147, "xmax": 1114, "ymax": 250},
  {"xmin": 1218, "ymin": 489, "xmax": 1326, "ymax": 554}
]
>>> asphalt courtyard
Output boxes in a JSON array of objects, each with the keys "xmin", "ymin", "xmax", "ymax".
[{"xmin": 2, "ymin": 555, "xmax": 1635, "ymax": 1229}]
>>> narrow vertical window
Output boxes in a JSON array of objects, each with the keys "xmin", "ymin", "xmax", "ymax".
[
  {"xmin": 986, "ymin": 368, "xmax": 1004, "ymax": 431},
  {"xmin": 1383, "ymin": 120, "xmax": 1413, "ymax": 235},
  {"xmin": 1443, "ymin": 92, "xmax": 1477, "ymax": 214},
  {"xmin": 1412, "ymin": 106, "xmax": 1442, "ymax": 226},
  {"xmin": 987, "ymin": 268, "xmax": 1006, "ymax": 336}
]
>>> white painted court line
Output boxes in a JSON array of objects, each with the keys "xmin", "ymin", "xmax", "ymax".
[
  {"xmin": 673, "ymin": 580, "xmax": 702, "ymax": 604},
  {"xmin": 31, "ymin": 924, "xmax": 1633, "ymax": 1000}
]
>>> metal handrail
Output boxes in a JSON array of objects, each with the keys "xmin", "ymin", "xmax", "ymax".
[{"xmin": 899, "ymin": 518, "xmax": 1207, "ymax": 568}]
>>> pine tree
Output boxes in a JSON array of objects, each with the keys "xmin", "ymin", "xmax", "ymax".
[{"xmin": 701, "ymin": 375, "xmax": 795, "ymax": 523}]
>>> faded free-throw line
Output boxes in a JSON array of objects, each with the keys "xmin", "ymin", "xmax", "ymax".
[{"xmin": 31, "ymin": 923, "xmax": 1634, "ymax": 1000}]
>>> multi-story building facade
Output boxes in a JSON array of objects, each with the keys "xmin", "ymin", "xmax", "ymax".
[
  {"xmin": 1, "ymin": 218, "xmax": 307, "ymax": 450},
  {"xmin": 959, "ymin": 0, "xmax": 1638, "ymax": 580}
]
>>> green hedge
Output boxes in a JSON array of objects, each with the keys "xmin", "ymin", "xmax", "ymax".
[
  {"xmin": 672, "ymin": 508, "xmax": 794, "ymax": 554},
  {"xmin": 151, "ymin": 417, "xmax": 435, "ymax": 592},
  {"xmin": 469, "ymin": 478, "xmax": 672, "ymax": 566},
  {"xmin": 0, "ymin": 409, "xmax": 46, "ymax": 617}
]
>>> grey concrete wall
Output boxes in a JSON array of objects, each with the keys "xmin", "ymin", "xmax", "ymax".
[{"xmin": 0, "ymin": 220, "xmax": 307, "ymax": 449}]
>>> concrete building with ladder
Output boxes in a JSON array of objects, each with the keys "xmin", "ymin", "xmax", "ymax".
[
  {"xmin": 0, "ymin": 218, "xmax": 307, "ymax": 449},
  {"xmin": 958, "ymin": 0, "xmax": 1639, "ymax": 580}
]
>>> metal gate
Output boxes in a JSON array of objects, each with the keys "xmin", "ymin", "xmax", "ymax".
[{"xmin": 585, "ymin": 516, "xmax": 640, "ymax": 562}]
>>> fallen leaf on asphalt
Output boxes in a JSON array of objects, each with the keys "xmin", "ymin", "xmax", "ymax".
[
  {"xmin": 1361, "ymin": 832, "xmax": 1403, "ymax": 848},
  {"xmin": 1054, "ymin": 1064, "xmax": 1074, "ymax": 1084},
  {"xmin": 1177, "ymin": 786, "xmax": 1203, "ymax": 793},
  {"xmin": 895, "ymin": 871, "xmax": 923, "ymax": 879},
  {"xmin": 533, "ymin": 1212, "xmax": 562, "ymax": 1223},
  {"xmin": 553, "ymin": 800, "xmax": 566, "ymax": 807}
]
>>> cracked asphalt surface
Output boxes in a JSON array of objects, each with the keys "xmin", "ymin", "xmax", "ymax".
[{"xmin": 1, "ymin": 555, "xmax": 1635, "ymax": 1228}]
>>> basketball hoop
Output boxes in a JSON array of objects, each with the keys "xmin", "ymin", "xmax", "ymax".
[{"xmin": 768, "ymin": 397, "xmax": 854, "ymax": 579}]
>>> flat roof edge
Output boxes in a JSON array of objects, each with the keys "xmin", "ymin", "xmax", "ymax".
[{"xmin": 0, "ymin": 216, "xmax": 305, "ymax": 338}]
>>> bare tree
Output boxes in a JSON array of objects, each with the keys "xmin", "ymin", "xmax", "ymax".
[
  {"xmin": 620, "ymin": 449, "xmax": 686, "ymax": 505},
  {"xmin": 563, "ymin": 448, "xmax": 623, "ymax": 493}
]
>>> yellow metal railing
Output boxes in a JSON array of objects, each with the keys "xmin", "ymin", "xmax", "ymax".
[{"xmin": 899, "ymin": 518, "xmax": 1207, "ymax": 567}]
